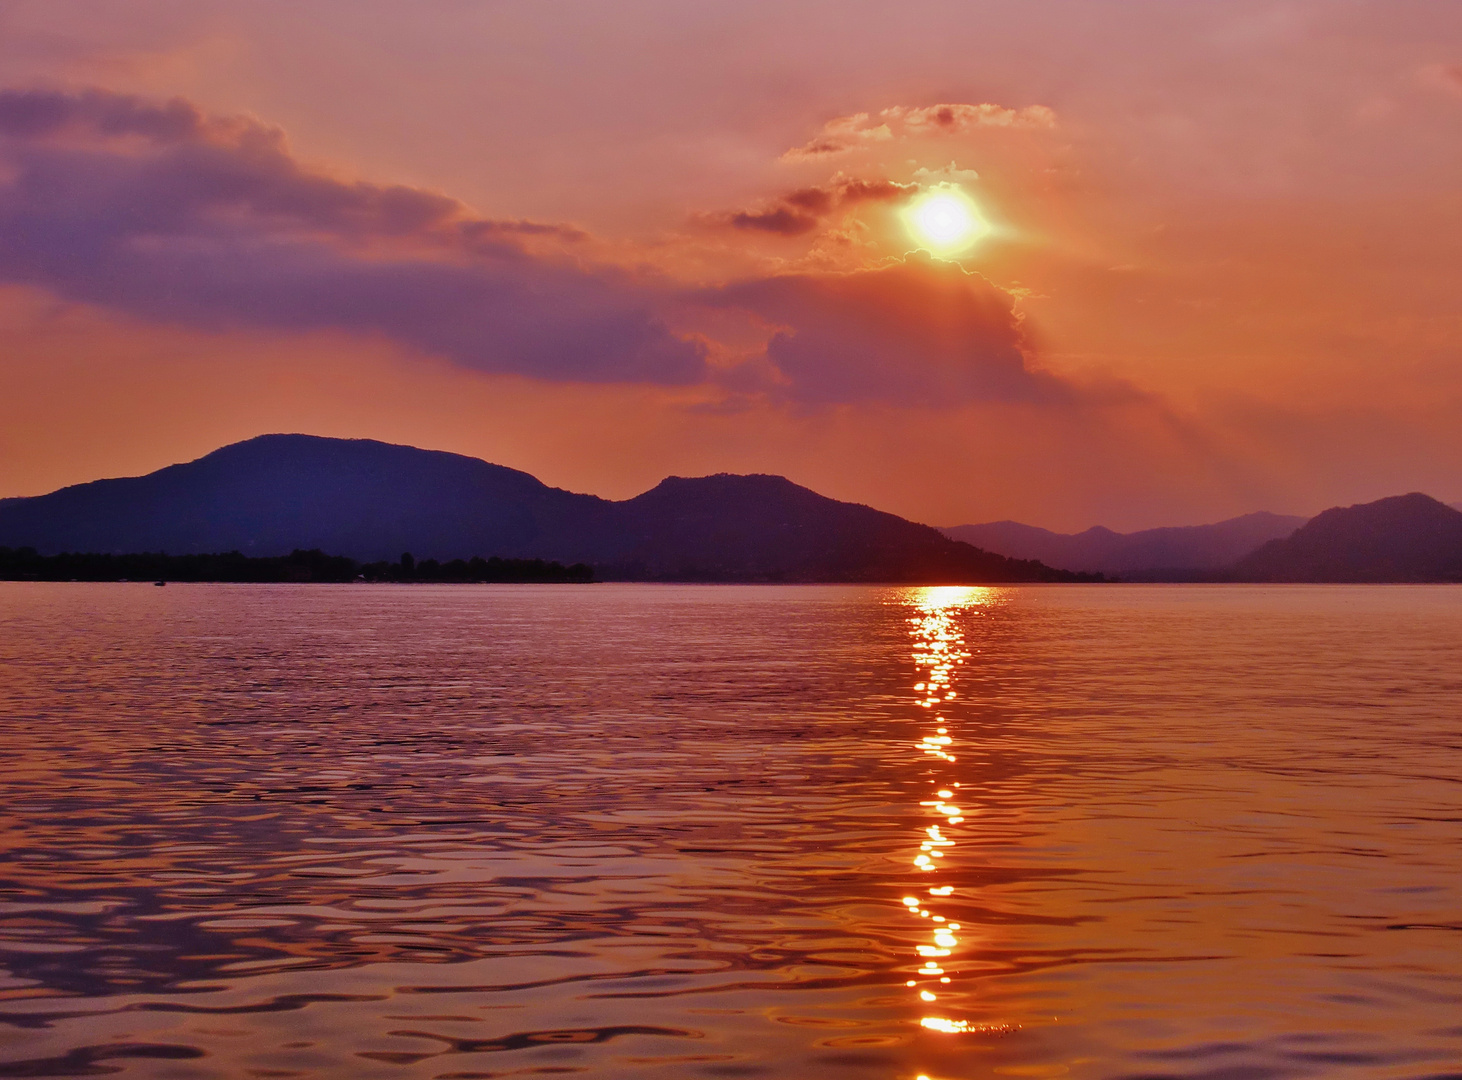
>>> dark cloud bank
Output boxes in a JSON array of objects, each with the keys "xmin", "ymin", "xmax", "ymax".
[
  {"xmin": 0, "ymin": 88, "xmax": 704, "ymax": 384},
  {"xmin": 0, "ymin": 88, "xmax": 1061, "ymax": 408},
  {"xmin": 709, "ymin": 255, "xmax": 1061, "ymax": 407}
]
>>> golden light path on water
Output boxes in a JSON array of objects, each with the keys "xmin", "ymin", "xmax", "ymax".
[{"xmin": 904, "ymin": 587, "xmax": 1015, "ymax": 1078}]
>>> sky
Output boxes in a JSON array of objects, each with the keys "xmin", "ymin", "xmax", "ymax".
[{"xmin": 0, "ymin": 0, "xmax": 1459, "ymax": 531}]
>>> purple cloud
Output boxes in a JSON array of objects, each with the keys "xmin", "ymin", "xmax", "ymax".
[
  {"xmin": 0, "ymin": 88, "xmax": 706, "ymax": 384},
  {"xmin": 714, "ymin": 177, "xmax": 919, "ymax": 238},
  {"xmin": 728, "ymin": 207, "xmax": 821, "ymax": 235},
  {"xmin": 710, "ymin": 255, "xmax": 1066, "ymax": 406},
  {"xmin": 0, "ymin": 89, "xmax": 1081, "ymax": 408}
]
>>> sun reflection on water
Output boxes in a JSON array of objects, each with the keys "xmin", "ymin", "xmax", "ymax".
[{"xmin": 901, "ymin": 586, "xmax": 1017, "ymax": 1063}]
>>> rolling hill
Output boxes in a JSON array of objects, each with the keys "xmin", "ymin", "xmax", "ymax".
[
  {"xmin": 1232, "ymin": 493, "xmax": 1462, "ymax": 582},
  {"xmin": 0, "ymin": 434, "xmax": 1085, "ymax": 583},
  {"xmin": 942, "ymin": 511, "xmax": 1307, "ymax": 578}
]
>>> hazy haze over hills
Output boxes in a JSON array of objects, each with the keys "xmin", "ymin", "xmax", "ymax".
[
  {"xmin": 0, "ymin": 435, "xmax": 1081, "ymax": 583},
  {"xmin": 942, "ymin": 512, "xmax": 1308, "ymax": 578}
]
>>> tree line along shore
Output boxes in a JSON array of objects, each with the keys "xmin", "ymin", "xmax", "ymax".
[{"xmin": 0, "ymin": 547, "xmax": 595, "ymax": 584}]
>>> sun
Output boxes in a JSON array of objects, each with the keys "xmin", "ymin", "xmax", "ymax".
[{"xmin": 904, "ymin": 185, "xmax": 988, "ymax": 252}]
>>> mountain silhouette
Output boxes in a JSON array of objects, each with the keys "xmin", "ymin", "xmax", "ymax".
[
  {"xmin": 942, "ymin": 511, "xmax": 1306, "ymax": 578},
  {"xmin": 0, "ymin": 435, "xmax": 602, "ymax": 563},
  {"xmin": 1231, "ymin": 493, "xmax": 1462, "ymax": 582},
  {"xmin": 0, "ymin": 434, "xmax": 1084, "ymax": 583}
]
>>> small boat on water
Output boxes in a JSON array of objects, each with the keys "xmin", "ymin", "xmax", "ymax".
[{"xmin": 154, "ymin": 580, "xmax": 166, "ymax": 587}]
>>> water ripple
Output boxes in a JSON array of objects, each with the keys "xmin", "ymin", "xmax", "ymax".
[{"xmin": 0, "ymin": 582, "xmax": 1459, "ymax": 1078}]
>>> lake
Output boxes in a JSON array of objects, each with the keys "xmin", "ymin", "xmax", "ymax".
[{"xmin": 0, "ymin": 583, "xmax": 1458, "ymax": 1079}]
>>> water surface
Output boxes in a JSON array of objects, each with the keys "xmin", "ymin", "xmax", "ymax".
[{"xmin": 0, "ymin": 583, "xmax": 1458, "ymax": 1079}]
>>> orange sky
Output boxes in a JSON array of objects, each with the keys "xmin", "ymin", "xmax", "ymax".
[{"xmin": 1, "ymin": 1, "xmax": 1459, "ymax": 530}]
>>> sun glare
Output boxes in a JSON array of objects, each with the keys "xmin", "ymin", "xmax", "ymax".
[{"xmin": 904, "ymin": 186, "xmax": 987, "ymax": 252}]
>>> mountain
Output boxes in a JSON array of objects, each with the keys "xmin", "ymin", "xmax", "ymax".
[
  {"xmin": 1232, "ymin": 493, "xmax": 1462, "ymax": 582},
  {"xmin": 0, "ymin": 434, "xmax": 1084, "ymax": 583},
  {"xmin": 578, "ymin": 473, "xmax": 1076, "ymax": 581},
  {"xmin": 942, "ymin": 511, "xmax": 1307, "ymax": 578},
  {"xmin": 0, "ymin": 435, "xmax": 605, "ymax": 564}
]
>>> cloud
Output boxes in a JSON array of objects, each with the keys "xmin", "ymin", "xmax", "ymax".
[
  {"xmin": 728, "ymin": 206, "xmax": 820, "ymax": 236},
  {"xmin": 0, "ymin": 89, "xmax": 1080, "ymax": 412},
  {"xmin": 782, "ymin": 187, "xmax": 834, "ymax": 213},
  {"xmin": 782, "ymin": 111, "xmax": 893, "ymax": 159},
  {"xmin": 0, "ymin": 88, "xmax": 705, "ymax": 384},
  {"xmin": 714, "ymin": 176, "xmax": 918, "ymax": 237},
  {"xmin": 783, "ymin": 102, "xmax": 1057, "ymax": 160},
  {"xmin": 835, "ymin": 177, "xmax": 919, "ymax": 203},
  {"xmin": 894, "ymin": 102, "xmax": 1057, "ymax": 134},
  {"xmin": 912, "ymin": 162, "xmax": 982, "ymax": 185},
  {"xmin": 708, "ymin": 254, "xmax": 1067, "ymax": 407}
]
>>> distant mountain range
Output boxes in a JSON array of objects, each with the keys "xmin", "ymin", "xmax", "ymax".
[
  {"xmin": 942, "ymin": 512, "xmax": 1308, "ymax": 579},
  {"xmin": 948, "ymin": 495, "xmax": 1462, "ymax": 581},
  {"xmin": 3, "ymin": 435, "xmax": 1457, "ymax": 583},
  {"xmin": 0, "ymin": 435, "xmax": 1084, "ymax": 583},
  {"xmin": 1234, "ymin": 493, "xmax": 1462, "ymax": 582}
]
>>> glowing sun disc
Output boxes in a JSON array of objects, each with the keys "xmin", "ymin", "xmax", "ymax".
[{"xmin": 905, "ymin": 187, "xmax": 987, "ymax": 251}]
